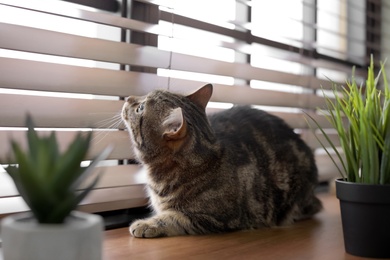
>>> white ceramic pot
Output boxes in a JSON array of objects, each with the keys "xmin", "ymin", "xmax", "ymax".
[{"xmin": 1, "ymin": 211, "xmax": 103, "ymax": 260}]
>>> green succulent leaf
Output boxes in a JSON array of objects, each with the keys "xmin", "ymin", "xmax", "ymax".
[
  {"xmin": 71, "ymin": 145, "xmax": 113, "ymax": 190},
  {"xmin": 50, "ymin": 132, "xmax": 92, "ymax": 195},
  {"xmin": 46, "ymin": 173, "xmax": 102, "ymax": 224},
  {"xmin": 4, "ymin": 117, "xmax": 111, "ymax": 223}
]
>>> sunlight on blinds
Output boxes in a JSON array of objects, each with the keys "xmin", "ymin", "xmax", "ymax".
[
  {"xmin": 382, "ymin": 2, "xmax": 390, "ymax": 75},
  {"xmin": 0, "ymin": 0, "xmax": 147, "ymax": 216},
  {"xmin": 317, "ymin": 0, "xmax": 365, "ymax": 64},
  {"xmin": 156, "ymin": 0, "xmax": 236, "ymax": 105},
  {"xmin": 251, "ymin": 0, "xmax": 303, "ymax": 47},
  {"xmin": 0, "ymin": 1, "xmax": 120, "ymax": 69},
  {"xmin": 158, "ymin": 0, "xmax": 236, "ymax": 29}
]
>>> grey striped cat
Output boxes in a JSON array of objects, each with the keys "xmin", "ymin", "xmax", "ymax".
[{"xmin": 121, "ymin": 84, "xmax": 322, "ymax": 238}]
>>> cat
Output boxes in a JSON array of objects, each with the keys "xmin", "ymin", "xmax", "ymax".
[{"xmin": 121, "ymin": 83, "xmax": 322, "ymax": 238}]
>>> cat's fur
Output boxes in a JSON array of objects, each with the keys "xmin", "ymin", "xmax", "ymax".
[{"xmin": 121, "ymin": 84, "xmax": 322, "ymax": 238}]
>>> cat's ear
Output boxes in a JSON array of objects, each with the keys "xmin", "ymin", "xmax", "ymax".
[
  {"xmin": 187, "ymin": 84, "xmax": 213, "ymax": 110},
  {"xmin": 162, "ymin": 107, "xmax": 187, "ymax": 141}
]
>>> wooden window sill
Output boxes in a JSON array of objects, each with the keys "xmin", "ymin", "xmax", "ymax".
[{"xmin": 103, "ymin": 192, "xmax": 368, "ymax": 259}]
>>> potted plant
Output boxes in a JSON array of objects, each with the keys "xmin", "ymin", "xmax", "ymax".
[
  {"xmin": 307, "ymin": 57, "xmax": 390, "ymax": 258},
  {"xmin": 1, "ymin": 116, "xmax": 111, "ymax": 260}
]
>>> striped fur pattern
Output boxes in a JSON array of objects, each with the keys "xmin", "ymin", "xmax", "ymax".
[{"xmin": 121, "ymin": 84, "xmax": 322, "ymax": 238}]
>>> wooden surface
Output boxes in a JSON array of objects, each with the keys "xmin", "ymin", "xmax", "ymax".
[{"xmin": 103, "ymin": 192, "xmax": 376, "ymax": 260}]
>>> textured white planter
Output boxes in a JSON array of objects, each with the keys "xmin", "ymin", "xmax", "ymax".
[{"xmin": 1, "ymin": 211, "xmax": 103, "ymax": 260}]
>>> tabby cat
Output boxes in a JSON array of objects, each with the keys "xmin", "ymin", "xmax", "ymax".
[{"xmin": 121, "ymin": 84, "xmax": 322, "ymax": 238}]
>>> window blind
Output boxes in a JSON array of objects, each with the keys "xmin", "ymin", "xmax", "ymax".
[{"xmin": 0, "ymin": 0, "xmax": 381, "ymax": 217}]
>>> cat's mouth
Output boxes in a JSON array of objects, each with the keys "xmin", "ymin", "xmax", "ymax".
[{"xmin": 121, "ymin": 102, "xmax": 129, "ymax": 121}]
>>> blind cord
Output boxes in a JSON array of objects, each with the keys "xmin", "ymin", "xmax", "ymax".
[{"xmin": 166, "ymin": 4, "xmax": 175, "ymax": 91}]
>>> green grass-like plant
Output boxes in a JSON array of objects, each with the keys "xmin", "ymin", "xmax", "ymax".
[
  {"xmin": 4, "ymin": 116, "xmax": 111, "ymax": 223},
  {"xmin": 307, "ymin": 57, "xmax": 390, "ymax": 184}
]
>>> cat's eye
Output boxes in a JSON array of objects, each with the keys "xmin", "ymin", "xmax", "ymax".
[{"xmin": 136, "ymin": 102, "xmax": 145, "ymax": 113}]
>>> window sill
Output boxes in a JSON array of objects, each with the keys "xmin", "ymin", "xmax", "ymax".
[{"xmin": 103, "ymin": 192, "xmax": 356, "ymax": 259}]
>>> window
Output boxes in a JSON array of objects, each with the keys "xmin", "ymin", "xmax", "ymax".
[{"xmin": 0, "ymin": 0, "xmax": 383, "ymax": 217}]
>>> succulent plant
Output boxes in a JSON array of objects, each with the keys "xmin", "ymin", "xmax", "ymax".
[{"xmin": 5, "ymin": 116, "xmax": 111, "ymax": 224}]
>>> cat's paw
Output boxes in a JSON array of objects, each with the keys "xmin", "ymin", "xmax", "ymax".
[{"xmin": 129, "ymin": 219, "xmax": 166, "ymax": 238}]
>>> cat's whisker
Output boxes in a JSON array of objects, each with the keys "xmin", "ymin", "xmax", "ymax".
[
  {"xmin": 94, "ymin": 118, "xmax": 122, "ymax": 132},
  {"xmin": 92, "ymin": 113, "xmax": 124, "ymax": 144},
  {"xmin": 94, "ymin": 114, "xmax": 122, "ymax": 129},
  {"xmin": 92, "ymin": 128, "xmax": 119, "ymax": 145},
  {"xmin": 93, "ymin": 117, "xmax": 121, "ymax": 133}
]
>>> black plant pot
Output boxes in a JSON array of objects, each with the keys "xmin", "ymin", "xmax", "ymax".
[{"xmin": 336, "ymin": 179, "xmax": 390, "ymax": 258}]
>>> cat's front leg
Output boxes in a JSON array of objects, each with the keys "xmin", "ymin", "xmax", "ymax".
[{"xmin": 129, "ymin": 211, "xmax": 193, "ymax": 238}]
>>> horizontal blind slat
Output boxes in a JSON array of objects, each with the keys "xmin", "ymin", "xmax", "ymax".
[
  {"xmin": 0, "ymin": 93, "xmax": 334, "ymax": 130},
  {"xmin": 0, "ymin": 197, "xmax": 28, "ymax": 216},
  {"xmin": 213, "ymin": 85, "xmax": 326, "ymax": 109},
  {"xmin": 0, "ymin": 22, "xmax": 171, "ymax": 68},
  {"xmin": 78, "ymin": 187, "xmax": 149, "ymax": 213},
  {"xmin": 0, "ymin": 59, "xmax": 329, "ymax": 110},
  {"xmin": 316, "ymin": 153, "xmax": 341, "ymax": 182},
  {"xmin": 269, "ymin": 111, "xmax": 333, "ymax": 129},
  {"xmin": 0, "ymin": 164, "xmax": 147, "ymax": 198},
  {"xmin": 0, "ymin": 1, "xmax": 368, "ymax": 76},
  {"xmin": 0, "ymin": 113, "xmax": 337, "ymax": 162},
  {"xmin": 0, "ymin": 94, "xmax": 123, "ymax": 128},
  {"xmin": 301, "ymin": 131, "xmax": 340, "ymax": 150},
  {"xmin": 0, "ymin": 130, "xmax": 134, "ymax": 162},
  {"xmin": 0, "ymin": 57, "xmax": 165, "ymax": 96},
  {"xmin": 0, "ymin": 186, "xmax": 149, "ymax": 217},
  {"xmin": 0, "ymin": 23, "xmax": 340, "ymax": 89},
  {"xmin": 0, "ymin": 151, "xmax": 340, "ymax": 216},
  {"xmin": 0, "ymin": 125, "xmax": 337, "ymax": 162},
  {"xmin": 0, "ymin": 1, "xmax": 160, "ymax": 34}
]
